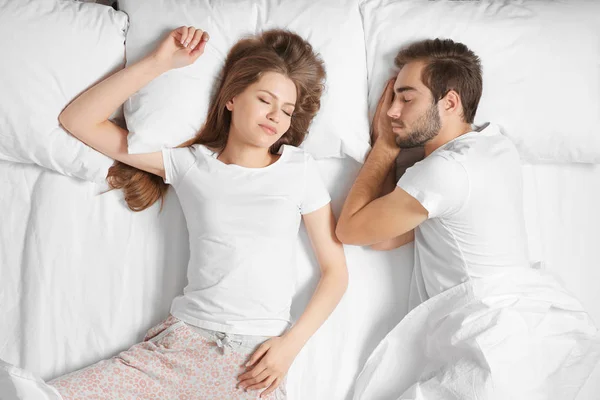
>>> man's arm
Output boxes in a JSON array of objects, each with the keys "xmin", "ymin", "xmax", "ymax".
[
  {"xmin": 370, "ymin": 230, "xmax": 414, "ymax": 251},
  {"xmin": 369, "ymin": 154, "xmax": 414, "ymax": 251},
  {"xmin": 336, "ymin": 140, "xmax": 427, "ymax": 246},
  {"xmin": 336, "ymin": 79, "xmax": 427, "ymax": 246}
]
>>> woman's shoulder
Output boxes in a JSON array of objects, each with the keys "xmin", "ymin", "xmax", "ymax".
[
  {"xmin": 188, "ymin": 143, "xmax": 215, "ymax": 156},
  {"xmin": 281, "ymin": 144, "xmax": 313, "ymax": 164},
  {"xmin": 165, "ymin": 143, "xmax": 214, "ymax": 171},
  {"xmin": 176, "ymin": 143, "xmax": 219, "ymax": 165}
]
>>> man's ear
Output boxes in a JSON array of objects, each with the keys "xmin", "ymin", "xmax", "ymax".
[{"xmin": 441, "ymin": 90, "xmax": 461, "ymax": 115}]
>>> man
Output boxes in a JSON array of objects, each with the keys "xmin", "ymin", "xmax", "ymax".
[{"xmin": 337, "ymin": 39, "xmax": 600, "ymax": 399}]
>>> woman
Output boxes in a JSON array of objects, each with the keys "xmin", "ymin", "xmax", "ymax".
[{"xmin": 49, "ymin": 26, "xmax": 348, "ymax": 399}]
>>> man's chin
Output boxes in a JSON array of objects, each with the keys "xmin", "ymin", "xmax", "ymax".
[
  {"xmin": 396, "ymin": 136, "xmax": 424, "ymax": 149},
  {"xmin": 398, "ymin": 143, "xmax": 422, "ymax": 149},
  {"xmin": 395, "ymin": 135, "xmax": 413, "ymax": 149}
]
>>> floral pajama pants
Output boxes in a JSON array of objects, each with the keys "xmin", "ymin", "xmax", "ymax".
[{"xmin": 48, "ymin": 315, "xmax": 287, "ymax": 399}]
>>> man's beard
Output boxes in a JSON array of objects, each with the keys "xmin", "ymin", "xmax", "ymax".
[{"xmin": 394, "ymin": 103, "xmax": 441, "ymax": 149}]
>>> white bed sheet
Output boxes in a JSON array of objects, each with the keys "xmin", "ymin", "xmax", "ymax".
[{"xmin": 1, "ymin": 156, "xmax": 599, "ymax": 399}]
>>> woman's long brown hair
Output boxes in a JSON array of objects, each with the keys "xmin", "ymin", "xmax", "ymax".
[{"xmin": 107, "ymin": 29, "xmax": 326, "ymax": 212}]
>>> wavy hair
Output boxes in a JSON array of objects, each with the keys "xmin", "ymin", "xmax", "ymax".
[{"xmin": 107, "ymin": 29, "xmax": 326, "ymax": 211}]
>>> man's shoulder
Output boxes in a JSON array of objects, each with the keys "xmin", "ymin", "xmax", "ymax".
[
  {"xmin": 409, "ymin": 151, "xmax": 467, "ymax": 183},
  {"xmin": 440, "ymin": 123, "xmax": 516, "ymax": 161}
]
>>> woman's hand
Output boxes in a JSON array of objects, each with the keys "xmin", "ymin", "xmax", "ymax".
[
  {"xmin": 237, "ymin": 335, "xmax": 301, "ymax": 397},
  {"xmin": 149, "ymin": 26, "xmax": 209, "ymax": 71}
]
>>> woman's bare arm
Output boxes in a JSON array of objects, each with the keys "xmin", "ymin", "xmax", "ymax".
[
  {"xmin": 59, "ymin": 57, "xmax": 168, "ymax": 177},
  {"xmin": 59, "ymin": 26, "xmax": 209, "ymax": 178}
]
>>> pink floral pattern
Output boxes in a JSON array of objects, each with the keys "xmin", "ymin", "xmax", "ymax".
[{"xmin": 48, "ymin": 315, "xmax": 286, "ymax": 399}]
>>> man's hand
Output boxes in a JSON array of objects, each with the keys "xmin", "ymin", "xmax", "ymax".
[{"xmin": 370, "ymin": 78, "xmax": 396, "ymax": 148}]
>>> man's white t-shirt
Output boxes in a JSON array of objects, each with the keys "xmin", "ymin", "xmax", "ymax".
[
  {"xmin": 397, "ymin": 123, "xmax": 530, "ymax": 306},
  {"xmin": 162, "ymin": 144, "xmax": 331, "ymax": 336}
]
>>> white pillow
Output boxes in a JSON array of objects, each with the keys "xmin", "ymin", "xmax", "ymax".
[
  {"xmin": 0, "ymin": 0, "xmax": 128, "ymax": 183},
  {"xmin": 119, "ymin": 0, "xmax": 371, "ymax": 162},
  {"xmin": 361, "ymin": 0, "xmax": 600, "ymax": 163}
]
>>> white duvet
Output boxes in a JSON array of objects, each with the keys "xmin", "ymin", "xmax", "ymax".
[{"xmin": 354, "ymin": 266, "xmax": 600, "ymax": 400}]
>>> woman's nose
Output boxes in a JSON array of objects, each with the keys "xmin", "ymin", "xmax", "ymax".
[{"xmin": 268, "ymin": 110, "xmax": 279, "ymax": 123}]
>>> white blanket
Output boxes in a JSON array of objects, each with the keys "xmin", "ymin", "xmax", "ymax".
[{"xmin": 353, "ymin": 267, "xmax": 600, "ymax": 400}]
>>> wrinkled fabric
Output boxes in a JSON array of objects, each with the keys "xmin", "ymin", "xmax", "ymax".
[{"xmin": 354, "ymin": 267, "xmax": 600, "ymax": 400}]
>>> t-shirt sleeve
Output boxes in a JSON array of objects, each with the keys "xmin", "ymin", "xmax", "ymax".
[
  {"xmin": 397, "ymin": 154, "xmax": 469, "ymax": 219},
  {"xmin": 161, "ymin": 146, "xmax": 197, "ymax": 187},
  {"xmin": 300, "ymin": 153, "xmax": 331, "ymax": 215}
]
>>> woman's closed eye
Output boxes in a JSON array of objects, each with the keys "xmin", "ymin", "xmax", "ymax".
[{"xmin": 260, "ymin": 97, "xmax": 293, "ymax": 117}]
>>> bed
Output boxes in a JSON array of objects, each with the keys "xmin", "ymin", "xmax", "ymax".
[{"xmin": 1, "ymin": 0, "xmax": 599, "ymax": 399}]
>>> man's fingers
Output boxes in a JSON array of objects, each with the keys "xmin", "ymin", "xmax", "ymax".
[
  {"xmin": 384, "ymin": 78, "xmax": 395, "ymax": 103},
  {"xmin": 376, "ymin": 79, "xmax": 394, "ymax": 113}
]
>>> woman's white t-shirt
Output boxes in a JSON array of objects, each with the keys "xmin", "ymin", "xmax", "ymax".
[{"xmin": 161, "ymin": 144, "xmax": 331, "ymax": 336}]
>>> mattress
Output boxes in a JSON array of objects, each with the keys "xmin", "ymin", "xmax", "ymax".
[{"xmin": 1, "ymin": 157, "xmax": 599, "ymax": 399}]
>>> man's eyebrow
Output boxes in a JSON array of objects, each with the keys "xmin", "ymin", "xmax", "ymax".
[
  {"xmin": 258, "ymin": 90, "xmax": 296, "ymax": 107},
  {"xmin": 394, "ymin": 86, "xmax": 417, "ymax": 94}
]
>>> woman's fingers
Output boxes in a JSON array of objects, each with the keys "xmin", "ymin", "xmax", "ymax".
[
  {"xmin": 246, "ymin": 375, "xmax": 275, "ymax": 392},
  {"xmin": 183, "ymin": 26, "xmax": 196, "ymax": 47},
  {"xmin": 155, "ymin": 26, "xmax": 208, "ymax": 70},
  {"xmin": 239, "ymin": 369, "xmax": 271, "ymax": 390},
  {"xmin": 189, "ymin": 29, "xmax": 205, "ymax": 50},
  {"xmin": 244, "ymin": 342, "xmax": 269, "ymax": 369},
  {"xmin": 173, "ymin": 26, "xmax": 209, "ymax": 50},
  {"xmin": 177, "ymin": 26, "xmax": 195, "ymax": 47},
  {"xmin": 260, "ymin": 377, "xmax": 281, "ymax": 398},
  {"xmin": 174, "ymin": 26, "xmax": 208, "ymax": 53},
  {"xmin": 174, "ymin": 26, "xmax": 188, "ymax": 45}
]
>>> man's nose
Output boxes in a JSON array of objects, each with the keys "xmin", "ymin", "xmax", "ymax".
[{"xmin": 387, "ymin": 103, "xmax": 401, "ymax": 119}]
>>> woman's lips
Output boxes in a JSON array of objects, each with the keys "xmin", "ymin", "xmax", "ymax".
[{"xmin": 259, "ymin": 124, "xmax": 277, "ymax": 135}]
